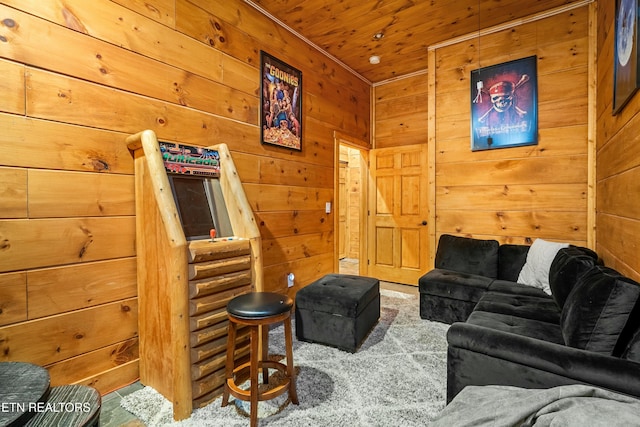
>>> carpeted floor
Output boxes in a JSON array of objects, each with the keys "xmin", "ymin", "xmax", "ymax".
[{"xmin": 121, "ymin": 289, "xmax": 449, "ymax": 426}]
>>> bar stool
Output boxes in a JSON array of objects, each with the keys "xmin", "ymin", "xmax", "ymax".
[{"xmin": 221, "ymin": 292, "xmax": 299, "ymax": 426}]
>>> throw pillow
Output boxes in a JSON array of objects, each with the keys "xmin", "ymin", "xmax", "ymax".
[{"xmin": 517, "ymin": 238, "xmax": 569, "ymax": 294}]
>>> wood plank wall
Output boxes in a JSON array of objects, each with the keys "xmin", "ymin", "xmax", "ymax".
[
  {"xmin": 374, "ymin": 73, "xmax": 429, "ymax": 148},
  {"xmin": 596, "ymin": 1, "xmax": 640, "ymax": 282},
  {"xmin": 0, "ymin": 0, "xmax": 369, "ymax": 394},
  {"xmin": 375, "ymin": 5, "xmax": 592, "ymax": 250}
]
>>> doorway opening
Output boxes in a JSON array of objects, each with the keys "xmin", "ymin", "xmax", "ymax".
[{"xmin": 336, "ymin": 142, "xmax": 367, "ymax": 276}]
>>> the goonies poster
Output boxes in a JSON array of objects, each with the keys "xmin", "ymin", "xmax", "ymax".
[
  {"xmin": 470, "ymin": 56, "xmax": 538, "ymax": 151},
  {"xmin": 260, "ymin": 51, "xmax": 302, "ymax": 151}
]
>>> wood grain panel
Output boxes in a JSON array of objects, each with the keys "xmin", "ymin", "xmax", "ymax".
[
  {"xmin": 374, "ymin": 73, "xmax": 429, "ymax": 148},
  {"xmin": 436, "ymin": 210, "xmax": 587, "ymax": 241},
  {"xmin": 0, "ymin": 299, "xmax": 138, "ymax": 366},
  {"xmin": 257, "ymin": 157, "xmax": 333, "ymax": 188},
  {"xmin": 436, "ymin": 184, "xmax": 587, "ymax": 211},
  {"xmin": 28, "ymin": 170, "xmax": 134, "ymax": 218},
  {"xmin": 112, "ymin": 0, "xmax": 175, "ymax": 26},
  {"xmin": 263, "ymin": 252, "xmax": 334, "ymax": 295},
  {"xmin": 256, "ymin": 211, "xmax": 332, "ymax": 239},
  {"xmin": 4, "ymin": 2, "xmax": 258, "ymax": 122},
  {"xmin": 175, "ymin": 0, "xmax": 256, "ymax": 66},
  {"xmin": 25, "ymin": 69, "xmax": 259, "ymax": 150},
  {"xmin": 437, "ymin": 156, "xmax": 587, "ymax": 187},
  {"xmin": 0, "ymin": 59, "xmax": 25, "ymax": 115},
  {"xmin": 596, "ymin": 214, "xmax": 640, "ymax": 279},
  {"xmin": 245, "ymin": 184, "xmax": 333, "ymax": 212},
  {"xmin": 2, "ymin": 0, "xmax": 233, "ymax": 91},
  {"xmin": 0, "ymin": 272, "xmax": 27, "ymax": 327},
  {"xmin": 77, "ymin": 360, "xmax": 139, "ymax": 396},
  {"xmin": 596, "ymin": 113, "xmax": 640, "ymax": 181},
  {"xmin": 46, "ymin": 338, "xmax": 139, "ymax": 389},
  {"xmin": 261, "ymin": 232, "xmax": 333, "ymax": 266},
  {"xmin": 0, "ymin": 217, "xmax": 136, "ymax": 272},
  {"xmin": 0, "ymin": 167, "xmax": 27, "ymax": 219},
  {"xmin": 439, "ymin": 231, "xmax": 585, "ymax": 247},
  {"xmin": 233, "ymin": 152, "xmax": 334, "ymax": 188},
  {"xmin": 597, "ymin": 169, "xmax": 640, "ymax": 219},
  {"xmin": 436, "ymin": 125, "xmax": 588, "ymax": 163},
  {"xmin": 0, "ymin": 114, "xmax": 133, "ymax": 174},
  {"xmin": 27, "ymin": 258, "xmax": 137, "ymax": 319}
]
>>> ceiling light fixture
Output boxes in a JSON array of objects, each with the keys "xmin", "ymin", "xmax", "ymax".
[
  {"xmin": 372, "ymin": 32, "xmax": 384, "ymax": 40},
  {"xmin": 369, "ymin": 55, "xmax": 381, "ymax": 65}
]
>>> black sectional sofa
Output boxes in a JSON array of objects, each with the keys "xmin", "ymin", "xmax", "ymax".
[{"xmin": 419, "ymin": 234, "xmax": 640, "ymax": 403}]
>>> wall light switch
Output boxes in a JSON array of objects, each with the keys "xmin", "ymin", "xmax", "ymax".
[{"xmin": 325, "ymin": 202, "xmax": 331, "ymax": 213}]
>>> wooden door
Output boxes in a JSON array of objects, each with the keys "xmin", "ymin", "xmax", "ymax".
[{"xmin": 367, "ymin": 144, "xmax": 429, "ymax": 285}]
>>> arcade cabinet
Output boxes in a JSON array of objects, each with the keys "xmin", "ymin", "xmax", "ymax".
[{"xmin": 127, "ymin": 130, "xmax": 263, "ymax": 420}]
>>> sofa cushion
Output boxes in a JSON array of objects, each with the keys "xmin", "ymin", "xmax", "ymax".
[
  {"xmin": 497, "ymin": 244, "xmax": 530, "ymax": 282},
  {"xmin": 488, "ymin": 280, "xmax": 551, "ymax": 298},
  {"xmin": 475, "ymin": 291, "xmax": 560, "ymax": 324},
  {"xmin": 517, "ymin": 238, "xmax": 569, "ymax": 294},
  {"xmin": 548, "ymin": 246, "xmax": 597, "ymax": 309},
  {"xmin": 419, "ymin": 269, "xmax": 493, "ymax": 301},
  {"xmin": 466, "ymin": 310, "xmax": 565, "ymax": 345},
  {"xmin": 434, "ymin": 234, "xmax": 500, "ymax": 278},
  {"xmin": 560, "ymin": 266, "xmax": 640, "ymax": 356}
]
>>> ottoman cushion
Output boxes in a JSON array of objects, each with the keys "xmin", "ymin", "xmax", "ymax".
[
  {"xmin": 295, "ymin": 274, "xmax": 380, "ymax": 352},
  {"xmin": 295, "ymin": 274, "xmax": 379, "ymax": 317}
]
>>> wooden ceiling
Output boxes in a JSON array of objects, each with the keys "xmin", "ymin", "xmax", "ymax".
[{"xmin": 247, "ymin": 0, "xmax": 585, "ymax": 83}]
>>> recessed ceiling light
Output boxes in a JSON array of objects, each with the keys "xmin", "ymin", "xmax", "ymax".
[
  {"xmin": 373, "ymin": 32, "xmax": 384, "ymax": 40},
  {"xmin": 369, "ymin": 55, "xmax": 381, "ymax": 65}
]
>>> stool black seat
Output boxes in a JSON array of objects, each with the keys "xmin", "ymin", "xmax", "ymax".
[{"xmin": 222, "ymin": 292, "xmax": 298, "ymax": 426}]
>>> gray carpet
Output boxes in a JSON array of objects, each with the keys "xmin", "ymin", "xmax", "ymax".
[{"xmin": 121, "ymin": 289, "xmax": 449, "ymax": 426}]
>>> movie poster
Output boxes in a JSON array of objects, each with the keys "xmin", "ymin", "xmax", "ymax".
[
  {"xmin": 613, "ymin": 0, "xmax": 639, "ymax": 115},
  {"xmin": 470, "ymin": 56, "xmax": 538, "ymax": 151},
  {"xmin": 260, "ymin": 51, "xmax": 302, "ymax": 151}
]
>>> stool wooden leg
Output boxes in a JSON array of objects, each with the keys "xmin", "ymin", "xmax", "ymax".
[
  {"xmin": 284, "ymin": 315, "xmax": 299, "ymax": 405},
  {"xmin": 250, "ymin": 325, "xmax": 260, "ymax": 427},
  {"xmin": 221, "ymin": 320, "xmax": 237, "ymax": 407},
  {"xmin": 261, "ymin": 324, "xmax": 269, "ymax": 384}
]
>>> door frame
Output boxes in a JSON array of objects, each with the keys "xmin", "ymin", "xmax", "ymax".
[{"xmin": 333, "ymin": 131, "xmax": 369, "ymax": 275}]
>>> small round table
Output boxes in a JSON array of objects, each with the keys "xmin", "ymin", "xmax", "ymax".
[{"xmin": 0, "ymin": 362, "xmax": 51, "ymax": 426}]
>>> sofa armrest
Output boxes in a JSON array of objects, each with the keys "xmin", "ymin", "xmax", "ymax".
[{"xmin": 447, "ymin": 322, "xmax": 640, "ymax": 402}]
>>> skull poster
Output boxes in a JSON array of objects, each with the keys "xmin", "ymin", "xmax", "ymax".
[{"xmin": 470, "ymin": 56, "xmax": 538, "ymax": 151}]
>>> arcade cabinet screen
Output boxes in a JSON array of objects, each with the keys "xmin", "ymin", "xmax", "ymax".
[{"xmin": 170, "ymin": 175, "xmax": 216, "ymax": 240}]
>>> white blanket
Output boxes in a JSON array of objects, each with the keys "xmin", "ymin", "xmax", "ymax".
[{"xmin": 430, "ymin": 384, "xmax": 640, "ymax": 426}]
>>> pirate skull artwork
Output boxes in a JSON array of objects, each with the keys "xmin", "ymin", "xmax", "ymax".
[
  {"xmin": 470, "ymin": 56, "xmax": 538, "ymax": 151},
  {"xmin": 490, "ymin": 81, "xmax": 515, "ymax": 112}
]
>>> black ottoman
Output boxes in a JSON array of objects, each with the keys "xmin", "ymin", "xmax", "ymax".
[{"xmin": 295, "ymin": 274, "xmax": 380, "ymax": 352}]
